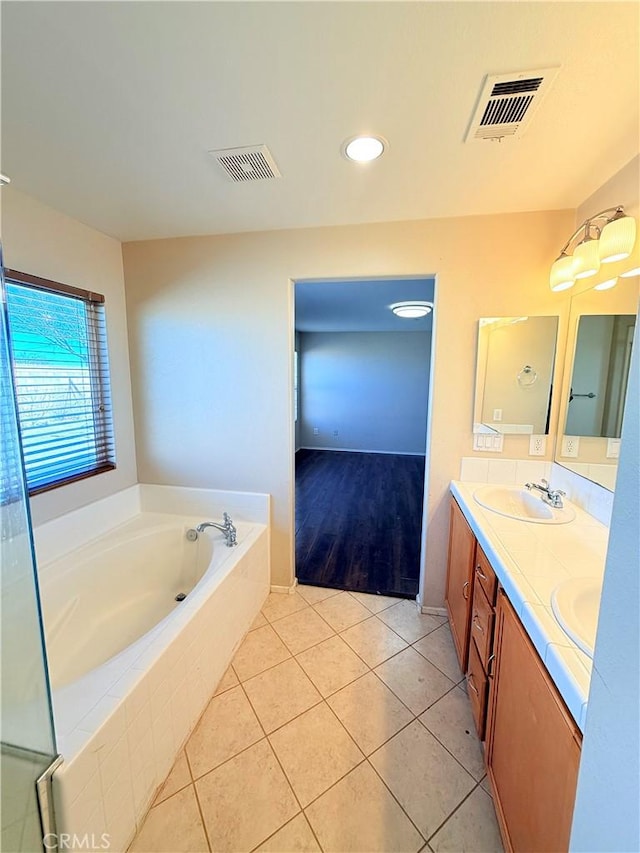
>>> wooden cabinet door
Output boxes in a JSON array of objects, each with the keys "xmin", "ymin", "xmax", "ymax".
[
  {"xmin": 486, "ymin": 592, "xmax": 582, "ymax": 853},
  {"xmin": 445, "ymin": 498, "xmax": 476, "ymax": 672}
]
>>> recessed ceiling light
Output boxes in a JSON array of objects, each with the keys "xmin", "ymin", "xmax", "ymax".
[
  {"xmin": 390, "ymin": 301, "xmax": 433, "ymax": 318},
  {"xmin": 343, "ymin": 135, "xmax": 386, "ymax": 162}
]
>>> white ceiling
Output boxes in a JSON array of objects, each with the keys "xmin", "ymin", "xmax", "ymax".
[
  {"xmin": 295, "ymin": 278, "xmax": 435, "ymax": 332},
  {"xmin": 2, "ymin": 2, "xmax": 639, "ymax": 242}
]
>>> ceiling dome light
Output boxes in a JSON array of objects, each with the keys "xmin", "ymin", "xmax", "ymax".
[
  {"xmin": 594, "ymin": 277, "xmax": 618, "ymax": 291},
  {"xmin": 549, "ymin": 252, "xmax": 576, "ymax": 292},
  {"xmin": 599, "ymin": 211, "xmax": 636, "ymax": 263},
  {"xmin": 573, "ymin": 233, "xmax": 600, "ymax": 279},
  {"xmin": 390, "ymin": 301, "xmax": 433, "ymax": 318},
  {"xmin": 344, "ymin": 136, "xmax": 386, "ymax": 162}
]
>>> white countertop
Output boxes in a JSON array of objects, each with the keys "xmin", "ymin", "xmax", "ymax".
[{"xmin": 450, "ymin": 480, "xmax": 610, "ymax": 732}]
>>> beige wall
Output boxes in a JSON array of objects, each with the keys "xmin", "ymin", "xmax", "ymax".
[
  {"xmin": 122, "ymin": 208, "xmax": 574, "ymax": 604},
  {"xmin": 1, "ymin": 188, "xmax": 138, "ymax": 524}
]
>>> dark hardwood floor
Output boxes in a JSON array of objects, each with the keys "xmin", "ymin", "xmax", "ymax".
[{"xmin": 295, "ymin": 449, "xmax": 425, "ymax": 598}]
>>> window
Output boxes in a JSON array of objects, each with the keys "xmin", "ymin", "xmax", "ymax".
[{"xmin": 4, "ymin": 269, "xmax": 115, "ymax": 494}]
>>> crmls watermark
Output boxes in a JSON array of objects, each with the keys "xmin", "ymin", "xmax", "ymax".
[{"xmin": 43, "ymin": 834, "xmax": 111, "ymax": 850}]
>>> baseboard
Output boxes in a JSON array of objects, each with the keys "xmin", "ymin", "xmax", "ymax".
[
  {"xmin": 270, "ymin": 579, "xmax": 298, "ymax": 595},
  {"xmin": 421, "ymin": 605, "xmax": 448, "ymax": 617},
  {"xmin": 299, "ymin": 446, "xmax": 425, "ymax": 457}
]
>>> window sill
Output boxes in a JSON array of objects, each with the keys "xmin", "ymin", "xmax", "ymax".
[{"xmin": 28, "ymin": 463, "xmax": 117, "ymax": 497}]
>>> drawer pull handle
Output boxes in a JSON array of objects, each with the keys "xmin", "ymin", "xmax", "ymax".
[
  {"xmin": 462, "ymin": 581, "xmax": 469, "ymax": 600},
  {"xmin": 476, "ymin": 566, "xmax": 488, "ymax": 581},
  {"xmin": 487, "ymin": 653, "xmax": 496, "ymax": 676},
  {"xmin": 473, "ymin": 615, "xmax": 484, "ymax": 634},
  {"xmin": 468, "ymin": 673, "xmax": 479, "ymax": 696}
]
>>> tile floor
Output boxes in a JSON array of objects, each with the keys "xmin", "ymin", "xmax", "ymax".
[{"xmin": 130, "ymin": 588, "xmax": 503, "ymax": 853}]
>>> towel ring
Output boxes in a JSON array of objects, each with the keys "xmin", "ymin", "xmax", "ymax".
[{"xmin": 517, "ymin": 365, "xmax": 538, "ymax": 387}]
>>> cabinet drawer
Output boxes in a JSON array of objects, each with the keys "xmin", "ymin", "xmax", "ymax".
[
  {"xmin": 471, "ymin": 582, "xmax": 495, "ymax": 670},
  {"xmin": 466, "ymin": 639, "xmax": 488, "ymax": 738},
  {"xmin": 475, "ymin": 546, "xmax": 497, "ymax": 605}
]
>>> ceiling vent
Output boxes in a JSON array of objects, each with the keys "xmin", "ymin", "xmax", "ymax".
[
  {"xmin": 208, "ymin": 144, "xmax": 281, "ymax": 182},
  {"xmin": 465, "ymin": 67, "xmax": 559, "ymax": 142}
]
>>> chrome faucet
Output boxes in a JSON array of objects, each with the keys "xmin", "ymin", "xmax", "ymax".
[
  {"xmin": 524, "ymin": 479, "xmax": 566, "ymax": 509},
  {"xmin": 196, "ymin": 512, "xmax": 237, "ymax": 547}
]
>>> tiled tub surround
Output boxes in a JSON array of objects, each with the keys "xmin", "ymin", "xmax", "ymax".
[
  {"xmin": 32, "ymin": 484, "xmax": 270, "ymax": 852},
  {"xmin": 450, "ymin": 480, "xmax": 609, "ymax": 732}
]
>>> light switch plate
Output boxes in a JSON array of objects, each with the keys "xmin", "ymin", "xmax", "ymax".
[
  {"xmin": 561, "ymin": 435, "xmax": 580, "ymax": 458},
  {"xmin": 529, "ymin": 435, "xmax": 546, "ymax": 456},
  {"xmin": 606, "ymin": 438, "xmax": 621, "ymax": 458},
  {"xmin": 473, "ymin": 433, "xmax": 504, "ymax": 452}
]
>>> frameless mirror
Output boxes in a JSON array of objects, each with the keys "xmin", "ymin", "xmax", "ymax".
[
  {"xmin": 556, "ymin": 276, "xmax": 639, "ymax": 490},
  {"xmin": 473, "ymin": 316, "xmax": 559, "ymax": 435}
]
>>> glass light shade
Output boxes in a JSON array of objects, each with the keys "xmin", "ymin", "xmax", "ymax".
[
  {"xmin": 594, "ymin": 277, "xmax": 618, "ymax": 291},
  {"xmin": 344, "ymin": 136, "xmax": 385, "ymax": 162},
  {"xmin": 573, "ymin": 238, "xmax": 600, "ymax": 279},
  {"xmin": 390, "ymin": 302, "xmax": 432, "ymax": 318},
  {"xmin": 549, "ymin": 253, "xmax": 576, "ymax": 292},
  {"xmin": 620, "ymin": 266, "xmax": 640, "ymax": 278},
  {"xmin": 599, "ymin": 215, "xmax": 636, "ymax": 263}
]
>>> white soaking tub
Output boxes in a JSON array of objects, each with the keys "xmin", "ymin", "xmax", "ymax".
[{"xmin": 33, "ymin": 484, "xmax": 270, "ymax": 852}]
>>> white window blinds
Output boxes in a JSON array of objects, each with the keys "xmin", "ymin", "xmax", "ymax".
[{"xmin": 5, "ymin": 270, "xmax": 115, "ymax": 494}]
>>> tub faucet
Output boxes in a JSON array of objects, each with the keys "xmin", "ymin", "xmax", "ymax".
[
  {"xmin": 196, "ymin": 513, "xmax": 237, "ymax": 547},
  {"xmin": 524, "ymin": 479, "xmax": 566, "ymax": 509}
]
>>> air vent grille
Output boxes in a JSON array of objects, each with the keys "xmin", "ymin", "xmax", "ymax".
[
  {"xmin": 208, "ymin": 144, "xmax": 281, "ymax": 182},
  {"xmin": 465, "ymin": 68, "xmax": 559, "ymax": 142}
]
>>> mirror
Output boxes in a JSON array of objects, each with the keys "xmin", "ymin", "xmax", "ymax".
[
  {"xmin": 556, "ymin": 276, "xmax": 639, "ymax": 490},
  {"xmin": 473, "ymin": 316, "xmax": 559, "ymax": 435}
]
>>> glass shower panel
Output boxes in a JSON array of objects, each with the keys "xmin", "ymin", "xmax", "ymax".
[{"xmin": 1, "ymin": 248, "xmax": 57, "ymax": 851}]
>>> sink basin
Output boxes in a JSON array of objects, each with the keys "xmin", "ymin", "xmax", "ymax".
[
  {"xmin": 473, "ymin": 485, "xmax": 576, "ymax": 524},
  {"xmin": 551, "ymin": 576, "xmax": 602, "ymax": 658}
]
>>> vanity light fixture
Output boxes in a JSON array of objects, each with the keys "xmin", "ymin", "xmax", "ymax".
[
  {"xmin": 343, "ymin": 135, "xmax": 386, "ymax": 162},
  {"xmin": 549, "ymin": 205, "xmax": 637, "ymax": 292},
  {"xmin": 390, "ymin": 301, "xmax": 433, "ymax": 318},
  {"xmin": 593, "ymin": 277, "xmax": 618, "ymax": 291},
  {"xmin": 620, "ymin": 266, "xmax": 640, "ymax": 278}
]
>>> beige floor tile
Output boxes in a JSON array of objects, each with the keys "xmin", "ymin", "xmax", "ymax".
[
  {"xmin": 340, "ymin": 616, "xmax": 408, "ymax": 667},
  {"xmin": 153, "ymin": 751, "xmax": 191, "ymax": 805},
  {"xmin": 480, "ymin": 776, "xmax": 492, "ymax": 796},
  {"xmin": 305, "ymin": 762, "xmax": 424, "ymax": 853},
  {"xmin": 250, "ymin": 610, "xmax": 268, "ymax": 630},
  {"xmin": 313, "ymin": 592, "xmax": 371, "ymax": 632},
  {"xmin": 255, "ymin": 813, "xmax": 321, "ymax": 852},
  {"xmin": 269, "ymin": 702, "xmax": 364, "ymax": 807},
  {"xmin": 196, "ymin": 739, "xmax": 299, "ymax": 852},
  {"xmin": 262, "ymin": 591, "xmax": 309, "ymax": 623},
  {"xmin": 419, "ymin": 686, "xmax": 485, "ymax": 781},
  {"xmin": 377, "ymin": 600, "xmax": 447, "ymax": 644},
  {"xmin": 243, "ymin": 658, "xmax": 322, "ymax": 733},
  {"xmin": 327, "ymin": 672, "xmax": 413, "ymax": 755},
  {"xmin": 271, "ymin": 606, "xmax": 335, "ymax": 654},
  {"xmin": 231, "ymin": 623, "xmax": 291, "ymax": 682},
  {"xmin": 213, "ymin": 665, "xmax": 239, "ymax": 696},
  {"xmin": 130, "ymin": 785, "xmax": 208, "ymax": 852},
  {"xmin": 296, "ymin": 635, "xmax": 370, "ymax": 697},
  {"xmin": 186, "ymin": 685, "xmax": 263, "ymax": 778},
  {"xmin": 370, "ymin": 721, "xmax": 476, "ymax": 840},
  {"xmin": 429, "ymin": 787, "xmax": 503, "ymax": 852},
  {"xmin": 348, "ymin": 591, "xmax": 401, "ymax": 614},
  {"xmin": 297, "ymin": 584, "xmax": 341, "ymax": 605},
  {"xmin": 375, "ymin": 646, "xmax": 455, "ymax": 715},
  {"xmin": 413, "ymin": 623, "xmax": 462, "ymax": 683}
]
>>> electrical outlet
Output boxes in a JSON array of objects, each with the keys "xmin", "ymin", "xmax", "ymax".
[
  {"xmin": 313, "ymin": 428, "xmax": 319, "ymax": 435},
  {"xmin": 493, "ymin": 408, "xmax": 503, "ymax": 422},
  {"xmin": 529, "ymin": 434, "xmax": 546, "ymax": 456},
  {"xmin": 561, "ymin": 435, "xmax": 580, "ymax": 458}
]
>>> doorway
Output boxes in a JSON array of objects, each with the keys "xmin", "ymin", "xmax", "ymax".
[{"xmin": 293, "ymin": 276, "xmax": 435, "ymax": 599}]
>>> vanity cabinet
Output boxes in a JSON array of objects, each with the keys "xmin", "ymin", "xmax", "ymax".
[
  {"xmin": 444, "ymin": 499, "xmax": 476, "ymax": 671},
  {"xmin": 446, "ymin": 495, "xmax": 582, "ymax": 852},
  {"xmin": 486, "ymin": 591, "xmax": 582, "ymax": 852}
]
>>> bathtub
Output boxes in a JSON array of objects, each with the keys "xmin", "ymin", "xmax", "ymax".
[{"xmin": 33, "ymin": 484, "xmax": 270, "ymax": 852}]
